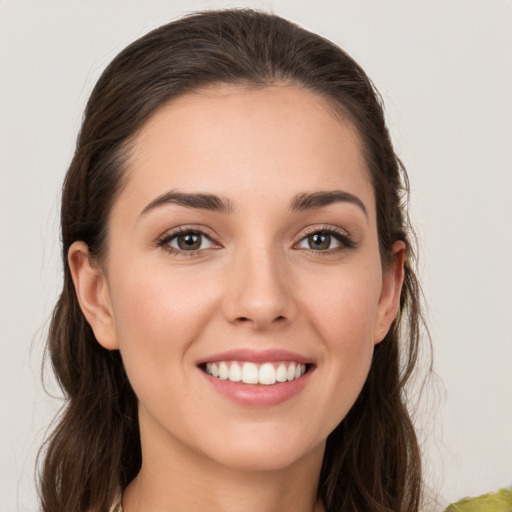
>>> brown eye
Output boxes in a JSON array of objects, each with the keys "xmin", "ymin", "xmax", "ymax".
[
  {"xmin": 307, "ymin": 233, "xmax": 331, "ymax": 250},
  {"xmin": 160, "ymin": 230, "xmax": 216, "ymax": 253},
  {"xmin": 176, "ymin": 232, "xmax": 202, "ymax": 250},
  {"xmin": 296, "ymin": 228, "xmax": 354, "ymax": 253}
]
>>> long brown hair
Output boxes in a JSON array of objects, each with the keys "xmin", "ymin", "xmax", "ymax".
[{"xmin": 39, "ymin": 9, "xmax": 428, "ymax": 512}]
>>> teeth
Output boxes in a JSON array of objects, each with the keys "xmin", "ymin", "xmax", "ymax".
[
  {"xmin": 219, "ymin": 362, "xmax": 229, "ymax": 380},
  {"xmin": 228, "ymin": 361, "xmax": 242, "ymax": 382},
  {"xmin": 204, "ymin": 361, "xmax": 307, "ymax": 385},
  {"xmin": 287, "ymin": 363, "xmax": 296, "ymax": 381},
  {"xmin": 241, "ymin": 362, "xmax": 259, "ymax": 384},
  {"xmin": 259, "ymin": 363, "xmax": 276, "ymax": 385},
  {"xmin": 276, "ymin": 363, "xmax": 287, "ymax": 382}
]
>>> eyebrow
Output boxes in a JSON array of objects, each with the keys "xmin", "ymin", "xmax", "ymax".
[
  {"xmin": 140, "ymin": 190, "xmax": 234, "ymax": 217},
  {"xmin": 139, "ymin": 189, "xmax": 367, "ymax": 219},
  {"xmin": 290, "ymin": 190, "xmax": 368, "ymax": 218}
]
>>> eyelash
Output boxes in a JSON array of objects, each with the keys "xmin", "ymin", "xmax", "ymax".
[
  {"xmin": 157, "ymin": 226, "xmax": 219, "ymax": 256},
  {"xmin": 156, "ymin": 225, "xmax": 355, "ymax": 256},
  {"xmin": 295, "ymin": 226, "xmax": 356, "ymax": 255}
]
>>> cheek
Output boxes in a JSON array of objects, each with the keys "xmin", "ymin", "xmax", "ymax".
[
  {"xmin": 297, "ymin": 262, "xmax": 381, "ymax": 415},
  {"xmin": 301, "ymin": 261, "xmax": 382, "ymax": 344},
  {"xmin": 110, "ymin": 262, "xmax": 215, "ymax": 341},
  {"xmin": 107, "ymin": 264, "xmax": 218, "ymax": 389}
]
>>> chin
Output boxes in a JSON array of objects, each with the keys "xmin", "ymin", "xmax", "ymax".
[{"xmin": 200, "ymin": 428, "xmax": 325, "ymax": 473}]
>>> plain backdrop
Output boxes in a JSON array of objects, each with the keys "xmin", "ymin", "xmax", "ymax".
[{"xmin": 1, "ymin": 1, "xmax": 511, "ymax": 510}]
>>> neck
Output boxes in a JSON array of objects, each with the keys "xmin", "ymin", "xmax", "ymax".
[{"xmin": 122, "ymin": 413, "xmax": 325, "ymax": 512}]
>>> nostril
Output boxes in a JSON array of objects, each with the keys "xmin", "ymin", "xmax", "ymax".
[{"xmin": 237, "ymin": 315, "xmax": 286, "ymax": 323}]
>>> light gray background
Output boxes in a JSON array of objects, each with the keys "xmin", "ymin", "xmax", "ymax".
[{"xmin": 1, "ymin": 1, "xmax": 511, "ymax": 510}]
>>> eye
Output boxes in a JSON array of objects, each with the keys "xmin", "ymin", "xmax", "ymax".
[
  {"xmin": 296, "ymin": 228, "xmax": 354, "ymax": 252},
  {"xmin": 299, "ymin": 232, "xmax": 337, "ymax": 251},
  {"xmin": 158, "ymin": 228, "xmax": 217, "ymax": 254}
]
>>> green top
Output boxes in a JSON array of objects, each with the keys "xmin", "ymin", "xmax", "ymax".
[{"xmin": 444, "ymin": 488, "xmax": 512, "ymax": 512}]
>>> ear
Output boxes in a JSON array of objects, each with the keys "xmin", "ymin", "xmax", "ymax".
[
  {"xmin": 374, "ymin": 240, "xmax": 406, "ymax": 344},
  {"xmin": 68, "ymin": 241, "xmax": 119, "ymax": 350}
]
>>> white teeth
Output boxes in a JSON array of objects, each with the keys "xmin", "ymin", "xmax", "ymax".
[
  {"xmin": 228, "ymin": 361, "xmax": 242, "ymax": 382},
  {"xmin": 276, "ymin": 363, "xmax": 287, "ymax": 382},
  {"xmin": 259, "ymin": 363, "xmax": 276, "ymax": 385},
  {"xmin": 219, "ymin": 362, "xmax": 229, "ymax": 380},
  {"xmin": 204, "ymin": 360, "xmax": 308, "ymax": 385},
  {"xmin": 241, "ymin": 362, "xmax": 259, "ymax": 384}
]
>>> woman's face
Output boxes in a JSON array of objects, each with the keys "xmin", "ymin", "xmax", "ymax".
[{"xmin": 72, "ymin": 84, "xmax": 403, "ymax": 472}]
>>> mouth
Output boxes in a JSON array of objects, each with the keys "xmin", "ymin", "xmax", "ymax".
[
  {"xmin": 196, "ymin": 349, "xmax": 315, "ymax": 405},
  {"xmin": 200, "ymin": 360, "xmax": 310, "ymax": 386}
]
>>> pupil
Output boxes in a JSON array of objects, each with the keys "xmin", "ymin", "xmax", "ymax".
[
  {"xmin": 309, "ymin": 233, "xmax": 330, "ymax": 250},
  {"xmin": 178, "ymin": 233, "xmax": 200, "ymax": 250}
]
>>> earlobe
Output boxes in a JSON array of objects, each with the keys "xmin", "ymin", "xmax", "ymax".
[
  {"xmin": 374, "ymin": 241, "xmax": 406, "ymax": 344},
  {"xmin": 68, "ymin": 241, "xmax": 119, "ymax": 350}
]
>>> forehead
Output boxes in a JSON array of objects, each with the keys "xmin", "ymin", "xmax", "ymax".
[{"xmin": 119, "ymin": 84, "xmax": 374, "ymax": 219}]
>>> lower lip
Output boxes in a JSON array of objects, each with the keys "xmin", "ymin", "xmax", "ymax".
[{"xmin": 201, "ymin": 368, "xmax": 313, "ymax": 407}]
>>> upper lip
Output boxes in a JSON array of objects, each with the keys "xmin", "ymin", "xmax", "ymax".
[{"xmin": 196, "ymin": 348, "xmax": 312, "ymax": 366}]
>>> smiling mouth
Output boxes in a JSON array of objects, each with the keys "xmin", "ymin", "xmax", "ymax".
[{"xmin": 201, "ymin": 361, "xmax": 309, "ymax": 386}]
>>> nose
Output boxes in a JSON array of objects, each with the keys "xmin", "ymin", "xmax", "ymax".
[{"xmin": 222, "ymin": 243, "xmax": 297, "ymax": 330}]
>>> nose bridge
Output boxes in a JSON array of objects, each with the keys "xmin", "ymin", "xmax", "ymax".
[{"xmin": 223, "ymin": 236, "xmax": 295, "ymax": 328}]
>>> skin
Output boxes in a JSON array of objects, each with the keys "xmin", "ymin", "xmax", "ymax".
[{"xmin": 69, "ymin": 84, "xmax": 404, "ymax": 512}]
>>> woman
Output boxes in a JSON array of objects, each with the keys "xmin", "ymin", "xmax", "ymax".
[{"xmin": 40, "ymin": 9, "xmax": 427, "ymax": 512}]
